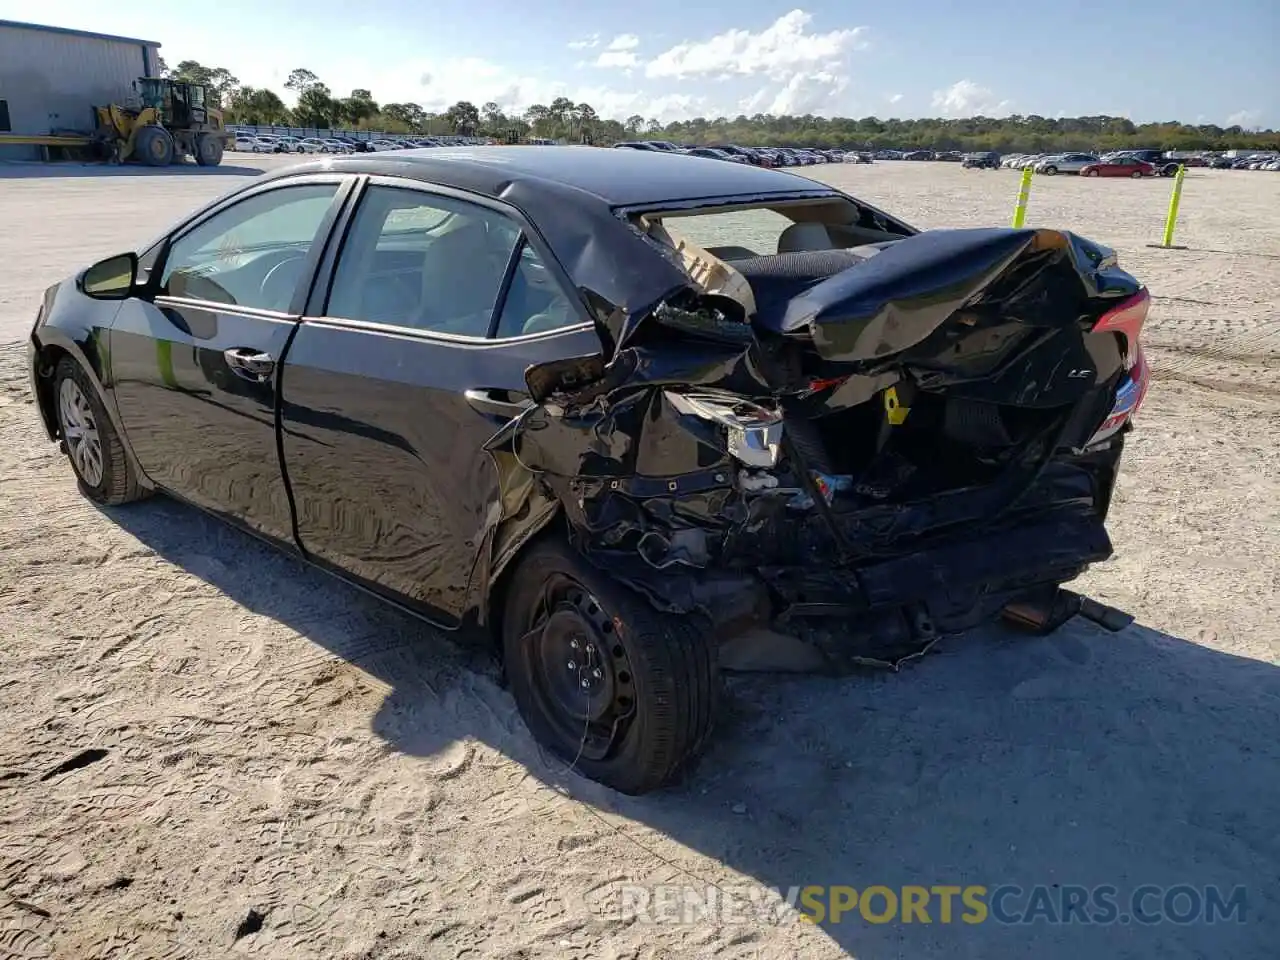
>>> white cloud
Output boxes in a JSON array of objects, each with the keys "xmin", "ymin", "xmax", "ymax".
[
  {"xmin": 299, "ymin": 53, "xmax": 712, "ymax": 123},
  {"xmin": 737, "ymin": 69, "xmax": 851, "ymax": 118},
  {"xmin": 567, "ymin": 34, "xmax": 601, "ymax": 50},
  {"xmin": 1226, "ymin": 109, "xmax": 1260, "ymax": 129},
  {"xmin": 769, "ymin": 71, "xmax": 848, "ymax": 115},
  {"xmin": 606, "ymin": 33, "xmax": 640, "ymax": 51},
  {"xmin": 646, "ymin": 9, "xmax": 868, "ymax": 81},
  {"xmin": 594, "ymin": 50, "xmax": 640, "ymax": 69},
  {"xmin": 930, "ymin": 80, "xmax": 1013, "ymax": 117},
  {"xmin": 888, "ymin": 93, "xmax": 903, "ymax": 104}
]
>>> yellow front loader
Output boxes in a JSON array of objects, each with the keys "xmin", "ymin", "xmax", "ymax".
[{"xmin": 94, "ymin": 77, "xmax": 232, "ymax": 167}]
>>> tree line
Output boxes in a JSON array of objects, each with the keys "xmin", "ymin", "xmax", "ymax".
[{"xmin": 159, "ymin": 57, "xmax": 1279, "ymax": 153}]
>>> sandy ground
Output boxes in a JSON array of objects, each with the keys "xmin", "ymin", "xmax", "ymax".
[{"xmin": 0, "ymin": 156, "xmax": 1277, "ymax": 959}]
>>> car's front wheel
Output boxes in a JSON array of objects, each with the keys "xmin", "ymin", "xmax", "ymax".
[
  {"xmin": 1042, "ymin": 166, "xmax": 1058, "ymax": 175},
  {"xmin": 53, "ymin": 357, "xmax": 149, "ymax": 506},
  {"xmin": 501, "ymin": 538, "xmax": 718, "ymax": 795}
]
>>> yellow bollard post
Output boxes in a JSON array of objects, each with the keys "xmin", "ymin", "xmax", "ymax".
[
  {"xmin": 1011, "ymin": 165, "xmax": 1033, "ymax": 228},
  {"xmin": 1148, "ymin": 164, "xmax": 1189, "ymax": 250},
  {"xmin": 1162, "ymin": 164, "xmax": 1186, "ymax": 247}
]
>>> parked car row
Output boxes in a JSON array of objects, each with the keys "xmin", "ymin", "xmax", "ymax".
[
  {"xmin": 233, "ymin": 134, "xmax": 358, "ymax": 155},
  {"xmin": 230, "ymin": 132, "xmax": 498, "ymax": 155},
  {"xmin": 613, "ymin": 140, "xmax": 873, "ymax": 167},
  {"xmin": 1210, "ymin": 153, "xmax": 1280, "ymax": 170},
  {"xmin": 999, "ymin": 149, "xmax": 1280, "ymax": 176},
  {"xmin": 228, "ymin": 132, "xmax": 1280, "ymax": 174}
]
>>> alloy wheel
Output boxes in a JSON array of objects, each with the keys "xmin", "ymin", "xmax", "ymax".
[{"xmin": 58, "ymin": 377, "xmax": 105, "ymax": 487}]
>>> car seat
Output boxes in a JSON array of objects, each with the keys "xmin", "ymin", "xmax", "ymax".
[
  {"xmin": 417, "ymin": 219, "xmax": 510, "ymax": 333},
  {"xmin": 777, "ymin": 222, "xmax": 836, "ymax": 253}
]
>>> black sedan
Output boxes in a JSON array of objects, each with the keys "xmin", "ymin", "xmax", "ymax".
[{"xmin": 27, "ymin": 147, "xmax": 1152, "ymax": 793}]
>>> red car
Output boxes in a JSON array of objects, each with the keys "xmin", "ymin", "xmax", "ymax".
[{"xmin": 1080, "ymin": 158, "xmax": 1156, "ymax": 178}]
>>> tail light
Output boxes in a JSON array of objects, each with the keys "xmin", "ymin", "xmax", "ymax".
[
  {"xmin": 1092, "ymin": 288, "xmax": 1150, "ymax": 368},
  {"xmin": 1086, "ymin": 288, "xmax": 1152, "ymax": 445}
]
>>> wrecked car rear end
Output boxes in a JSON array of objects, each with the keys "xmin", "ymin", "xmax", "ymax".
[{"xmin": 491, "ymin": 217, "xmax": 1150, "ymax": 668}]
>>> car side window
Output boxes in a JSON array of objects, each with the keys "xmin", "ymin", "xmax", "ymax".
[
  {"xmin": 159, "ymin": 184, "xmax": 339, "ymax": 311},
  {"xmin": 325, "ymin": 186, "xmax": 521, "ymax": 337},
  {"xmin": 492, "ymin": 240, "xmax": 581, "ymax": 338}
]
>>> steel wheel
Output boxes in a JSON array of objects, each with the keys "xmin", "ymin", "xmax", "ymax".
[
  {"xmin": 521, "ymin": 573, "xmax": 636, "ymax": 761},
  {"xmin": 501, "ymin": 537, "xmax": 718, "ymax": 794},
  {"xmin": 57, "ymin": 376, "xmax": 104, "ymax": 487}
]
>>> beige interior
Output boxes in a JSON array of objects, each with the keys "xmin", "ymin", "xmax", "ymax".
[{"xmin": 637, "ymin": 200, "xmax": 905, "ymax": 320}]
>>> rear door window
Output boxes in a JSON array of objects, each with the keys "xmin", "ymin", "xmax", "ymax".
[
  {"xmin": 325, "ymin": 186, "xmax": 519, "ymax": 336},
  {"xmin": 325, "ymin": 185, "xmax": 582, "ymax": 338}
]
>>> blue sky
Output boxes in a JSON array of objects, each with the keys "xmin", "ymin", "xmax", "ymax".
[{"xmin": 4, "ymin": 0, "xmax": 1276, "ymax": 127}]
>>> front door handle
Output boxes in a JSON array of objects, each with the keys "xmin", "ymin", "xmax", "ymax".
[
  {"xmin": 224, "ymin": 348, "xmax": 275, "ymax": 382},
  {"xmin": 465, "ymin": 388, "xmax": 534, "ymax": 419}
]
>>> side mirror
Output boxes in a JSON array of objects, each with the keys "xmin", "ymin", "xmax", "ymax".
[{"xmin": 79, "ymin": 252, "xmax": 139, "ymax": 300}]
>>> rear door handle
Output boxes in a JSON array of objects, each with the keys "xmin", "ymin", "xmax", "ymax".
[
  {"xmin": 224, "ymin": 348, "xmax": 275, "ymax": 382},
  {"xmin": 464, "ymin": 388, "xmax": 534, "ymax": 419}
]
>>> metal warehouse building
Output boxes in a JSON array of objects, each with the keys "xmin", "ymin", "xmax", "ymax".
[{"xmin": 0, "ymin": 19, "xmax": 162, "ymax": 160}]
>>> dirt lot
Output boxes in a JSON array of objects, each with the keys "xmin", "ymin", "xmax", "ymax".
[{"xmin": 1, "ymin": 157, "xmax": 1277, "ymax": 960}]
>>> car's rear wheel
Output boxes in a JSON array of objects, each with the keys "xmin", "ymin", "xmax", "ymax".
[
  {"xmin": 501, "ymin": 538, "xmax": 718, "ymax": 795},
  {"xmin": 1130, "ymin": 170, "xmax": 1143, "ymax": 179},
  {"xmin": 53, "ymin": 357, "xmax": 150, "ymax": 506}
]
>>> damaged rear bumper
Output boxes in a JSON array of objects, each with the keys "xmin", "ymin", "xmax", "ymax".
[{"xmin": 571, "ymin": 454, "xmax": 1118, "ymax": 667}]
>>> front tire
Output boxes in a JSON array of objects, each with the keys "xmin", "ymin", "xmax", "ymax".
[
  {"xmin": 53, "ymin": 357, "xmax": 150, "ymax": 506},
  {"xmin": 501, "ymin": 538, "xmax": 719, "ymax": 794},
  {"xmin": 1042, "ymin": 166, "xmax": 1058, "ymax": 175},
  {"xmin": 134, "ymin": 125, "xmax": 174, "ymax": 167}
]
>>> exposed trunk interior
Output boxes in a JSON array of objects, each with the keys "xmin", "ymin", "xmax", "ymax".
[{"xmin": 793, "ymin": 391, "xmax": 1072, "ymax": 506}]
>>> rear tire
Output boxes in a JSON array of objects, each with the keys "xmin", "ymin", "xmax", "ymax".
[
  {"xmin": 501, "ymin": 538, "xmax": 719, "ymax": 794},
  {"xmin": 52, "ymin": 357, "xmax": 150, "ymax": 506},
  {"xmin": 1130, "ymin": 170, "xmax": 1143, "ymax": 179},
  {"xmin": 195, "ymin": 134, "xmax": 224, "ymax": 167},
  {"xmin": 134, "ymin": 125, "xmax": 174, "ymax": 167}
]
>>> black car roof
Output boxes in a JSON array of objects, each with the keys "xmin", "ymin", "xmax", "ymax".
[{"xmin": 276, "ymin": 145, "xmax": 834, "ymax": 208}]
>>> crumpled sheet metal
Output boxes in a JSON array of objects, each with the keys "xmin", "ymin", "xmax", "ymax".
[
  {"xmin": 503, "ymin": 227, "xmax": 1145, "ymax": 486},
  {"xmin": 765, "ymin": 227, "xmax": 1141, "ymax": 365},
  {"xmin": 495, "ymin": 179, "xmax": 695, "ymax": 358}
]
